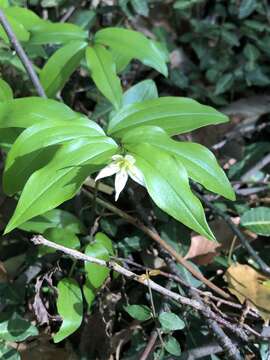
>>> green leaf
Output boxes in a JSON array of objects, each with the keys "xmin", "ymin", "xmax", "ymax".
[
  {"xmin": 0, "ymin": 0, "xmax": 9, "ymax": 8},
  {"xmin": 29, "ymin": 21, "xmax": 88, "ymax": 45},
  {"xmin": 214, "ymin": 73, "xmax": 234, "ymax": 95},
  {"xmin": 128, "ymin": 144, "xmax": 215, "ymax": 240},
  {"xmin": 131, "ymin": 0, "xmax": 149, "ymax": 16},
  {"xmin": 174, "ymin": 0, "xmax": 201, "ymax": 9},
  {"xmin": 0, "ymin": 14, "xmax": 29, "ymax": 43},
  {"xmin": 95, "ymin": 232, "xmax": 114, "ymax": 255},
  {"xmin": 0, "ymin": 344, "xmax": 20, "ymax": 360},
  {"xmin": 124, "ymin": 304, "xmax": 152, "ymax": 321},
  {"xmin": 0, "ymin": 313, "xmax": 38, "ymax": 342},
  {"xmin": 95, "ymin": 27, "xmax": 168, "ymax": 76},
  {"xmin": 123, "ymin": 80, "xmax": 158, "ymax": 106},
  {"xmin": 0, "ymin": 97, "xmax": 77, "ymax": 130},
  {"xmin": 110, "ymin": 47, "xmax": 132, "ymax": 73},
  {"xmin": 239, "ymin": 0, "xmax": 257, "ymax": 19},
  {"xmin": 123, "ymin": 126, "xmax": 235, "ymax": 200},
  {"xmin": 173, "ymin": 143, "xmax": 235, "ymax": 200},
  {"xmin": 40, "ymin": 41, "xmax": 87, "ymax": 97},
  {"xmin": 86, "ymin": 45, "xmax": 122, "ymax": 110},
  {"xmin": 19, "ymin": 209, "xmax": 86, "ymax": 234},
  {"xmin": 85, "ymin": 242, "xmax": 110, "ymax": 288},
  {"xmin": 83, "ymin": 241, "xmax": 110, "ymax": 307},
  {"xmin": 243, "ymin": 44, "xmax": 260, "ymax": 64},
  {"xmin": 53, "ymin": 278, "xmax": 83, "ymax": 343},
  {"xmin": 241, "ymin": 207, "xmax": 270, "ymax": 236},
  {"xmin": 70, "ymin": 9, "xmax": 96, "ymax": 29},
  {"xmin": 4, "ymin": 138, "xmax": 118, "ymax": 233},
  {"xmin": 4, "ymin": 119, "xmax": 104, "ymax": 194},
  {"xmin": 3, "ymin": 7, "xmax": 43, "ymax": 30},
  {"xmin": 0, "ymin": 78, "xmax": 13, "ymax": 101},
  {"xmin": 164, "ymin": 336, "xmax": 181, "ymax": 356},
  {"xmin": 40, "ymin": 227, "xmax": 80, "ymax": 255},
  {"xmin": 246, "ymin": 67, "xmax": 270, "ymax": 86},
  {"xmin": 108, "ymin": 97, "xmax": 228, "ymax": 137},
  {"xmin": 158, "ymin": 312, "xmax": 185, "ymax": 331}
]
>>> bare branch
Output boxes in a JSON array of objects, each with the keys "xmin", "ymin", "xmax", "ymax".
[{"xmin": 0, "ymin": 10, "xmax": 47, "ymax": 98}]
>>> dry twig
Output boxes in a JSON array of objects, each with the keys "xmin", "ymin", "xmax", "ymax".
[{"xmin": 0, "ymin": 10, "xmax": 46, "ymax": 98}]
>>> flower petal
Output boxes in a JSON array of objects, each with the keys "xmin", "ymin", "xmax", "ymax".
[
  {"xmin": 115, "ymin": 169, "xmax": 128, "ymax": 201},
  {"xmin": 128, "ymin": 165, "xmax": 145, "ymax": 187},
  {"xmin": 125, "ymin": 154, "xmax": 136, "ymax": 165},
  {"xmin": 95, "ymin": 163, "xmax": 119, "ymax": 182},
  {"xmin": 112, "ymin": 154, "xmax": 124, "ymax": 162}
]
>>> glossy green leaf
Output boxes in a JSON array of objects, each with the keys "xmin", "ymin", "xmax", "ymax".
[
  {"xmin": 83, "ymin": 242, "xmax": 110, "ymax": 307},
  {"xmin": 110, "ymin": 47, "xmax": 132, "ymax": 73},
  {"xmin": 29, "ymin": 21, "xmax": 88, "ymax": 45},
  {"xmin": 95, "ymin": 232, "xmax": 114, "ymax": 255},
  {"xmin": 0, "ymin": 313, "xmax": 38, "ymax": 342},
  {"xmin": 85, "ymin": 243, "xmax": 110, "ymax": 288},
  {"xmin": 40, "ymin": 227, "xmax": 80, "ymax": 255},
  {"xmin": 40, "ymin": 41, "xmax": 87, "ymax": 97},
  {"xmin": 0, "ymin": 97, "xmax": 77, "ymax": 130},
  {"xmin": 124, "ymin": 304, "xmax": 152, "ymax": 321},
  {"xmin": 164, "ymin": 336, "xmax": 181, "ymax": 356},
  {"xmin": 123, "ymin": 126, "xmax": 235, "ymax": 200},
  {"xmin": 53, "ymin": 278, "xmax": 83, "ymax": 343},
  {"xmin": 95, "ymin": 27, "xmax": 168, "ymax": 76},
  {"xmin": 4, "ymin": 119, "xmax": 104, "ymax": 194},
  {"xmin": 108, "ymin": 97, "xmax": 228, "ymax": 137},
  {"xmin": 0, "ymin": 0, "xmax": 9, "ymax": 8},
  {"xmin": 158, "ymin": 312, "xmax": 185, "ymax": 331},
  {"xmin": 3, "ymin": 7, "xmax": 43, "ymax": 30},
  {"xmin": 19, "ymin": 209, "xmax": 86, "ymax": 234},
  {"xmin": 0, "ymin": 15, "xmax": 29, "ymax": 43},
  {"xmin": 86, "ymin": 45, "xmax": 122, "ymax": 110},
  {"xmin": 241, "ymin": 207, "xmax": 270, "ymax": 236},
  {"xmin": 167, "ymin": 142, "xmax": 235, "ymax": 200},
  {"xmin": 123, "ymin": 80, "xmax": 158, "ymax": 106},
  {"xmin": 0, "ymin": 78, "xmax": 13, "ymax": 101},
  {"xmin": 129, "ymin": 144, "xmax": 215, "ymax": 240},
  {"xmin": 4, "ymin": 138, "xmax": 118, "ymax": 233}
]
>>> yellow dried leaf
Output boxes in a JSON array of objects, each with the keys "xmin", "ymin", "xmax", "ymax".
[{"xmin": 225, "ymin": 263, "xmax": 270, "ymax": 321}]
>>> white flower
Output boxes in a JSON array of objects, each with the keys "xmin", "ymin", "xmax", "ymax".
[{"xmin": 95, "ymin": 154, "xmax": 145, "ymax": 201}]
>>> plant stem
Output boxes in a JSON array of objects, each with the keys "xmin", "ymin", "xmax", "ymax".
[{"xmin": 0, "ymin": 10, "xmax": 47, "ymax": 98}]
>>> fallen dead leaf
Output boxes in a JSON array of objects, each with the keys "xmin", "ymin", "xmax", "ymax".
[
  {"xmin": 225, "ymin": 263, "xmax": 270, "ymax": 322},
  {"xmin": 33, "ymin": 272, "xmax": 58, "ymax": 326},
  {"xmin": 185, "ymin": 236, "xmax": 221, "ymax": 265}
]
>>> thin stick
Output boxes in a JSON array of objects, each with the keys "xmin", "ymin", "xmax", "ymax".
[
  {"xmin": 0, "ymin": 10, "xmax": 47, "ymax": 98},
  {"xmin": 31, "ymin": 235, "xmax": 203, "ymax": 311},
  {"xmin": 139, "ymin": 332, "xmax": 158, "ymax": 360},
  {"xmin": 190, "ymin": 290, "xmax": 242, "ymax": 360},
  {"xmin": 83, "ymin": 189, "xmax": 230, "ymax": 299},
  {"xmin": 30, "ymin": 235, "xmax": 251, "ymax": 342}
]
